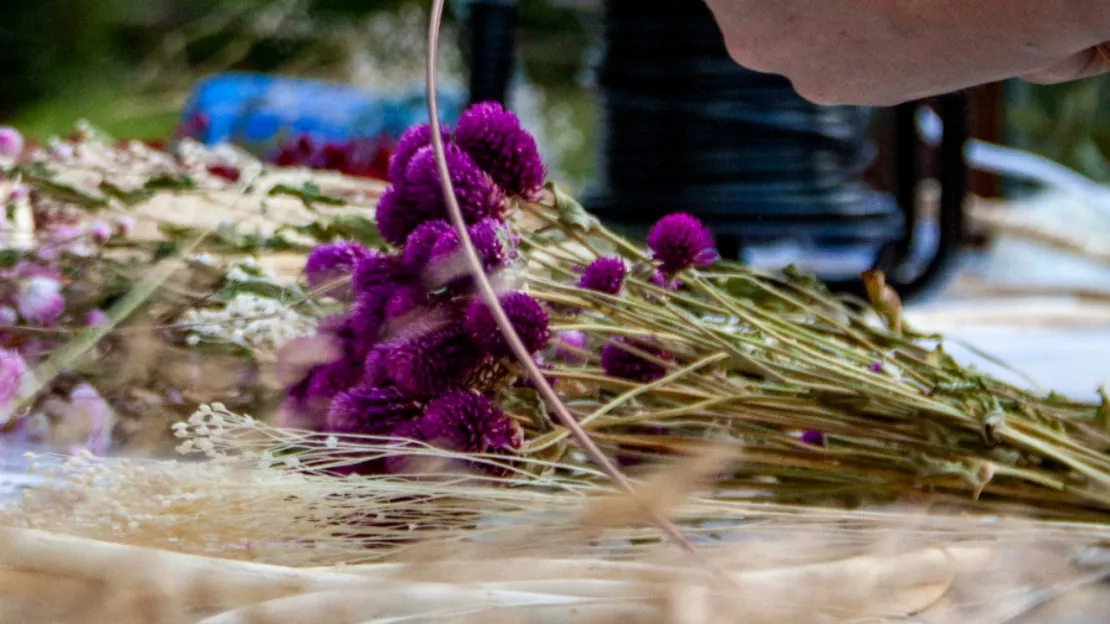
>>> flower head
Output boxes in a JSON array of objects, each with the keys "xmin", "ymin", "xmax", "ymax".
[
  {"xmin": 454, "ymin": 102, "xmax": 546, "ymax": 198},
  {"xmin": 388, "ymin": 123, "xmax": 451, "ymax": 185},
  {"xmin": 799, "ymin": 430, "xmax": 827, "ymax": 447},
  {"xmin": 326, "ymin": 384, "xmax": 421, "ymax": 436},
  {"xmin": 868, "ymin": 361, "xmax": 883, "ymax": 373},
  {"xmin": 463, "ymin": 292, "xmax": 550, "ymax": 358},
  {"xmin": 344, "ymin": 287, "xmax": 393, "ymax": 356},
  {"xmin": 88, "ymin": 221, "xmax": 112, "ymax": 245},
  {"xmin": 305, "ymin": 358, "xmax": 365, "ymax": 401},
  {"xmin": 0, "ymin": 127, "xmax": 24, "ymax": 159},
  {"xmin": 425, "ymin": 218, "xmax": 515, "ymax": 289},
  {"xmin": 389, "ymin": 390, "xmax": 521, "ymax": 474},
  {"xmin": 374, "ymin": 186, "xmax": 432, "ymax": 247},
  {"xmin": 362, "ymin": 347, "xmax": 389, "ymax": 386},
  {"xmin": 647, "ymin": 213, "xmax": 716, "ymax": 276},
  {"xmin": 554, "ymin": 330, "xmax": 588, "ymax": 363},
  {"xmin": 351, "ymin": 252, "xmax": 403, "ymax": 296},
  {"xmin": 386, "ymin": 323, "xmax": 481, "ymax": 397},
  {"xmin": 401, "ymin": 219, "xmax": 454, "ymax": 273},
  {"xmin": 577, "ymin": 257, "xmax": 626, "ymax": 295},
  {"xmin": 0, "ymin": 306, "xmax": 17, "ymax": 326},
  {"xmin": 69, "ymin": 382, "xmax": 112, "ymax": 455},
  {"xmin": 404, "ymin": 144, "xmax": 505, "ymax": 225},
  {"xmin": 114, "ymin": 216, "xmax": 135, "ymax": 238},
  {"xmin": 384, "ymin": 283, "xmax": 426, "ymax": 321},
  {"xmin": 0, "ymin": 348, "xmax": 27, "ymax": 413},
  {"xmin": 17, "ymin": 276, "xmax": 64, "ymax": 326},
  {"xmin": 600, "ymin": 338, "xmax": 671, "ymax": 382},
  {"xmin": 304, "ymin": 241, "xmax": 373, "ymax": 293},
  {"xmin": 84, "ymin": 309, "xmax": 110, "ymax": 327}
]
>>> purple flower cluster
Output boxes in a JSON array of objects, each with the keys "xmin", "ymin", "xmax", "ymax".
[
  {"xmin": 282, "ymin": 103, "xmax": 553, "ymax": 474},
  {"xmin": 577, "ymin": 257, "xmax": 626, "ymax": 295},
  {"xmin": 647, "ymin": 213, "xmax": 717, "ymax": 277},
  {"xmin": 600, "ymin": 337, "xmax": 672, "ymax": 382}
]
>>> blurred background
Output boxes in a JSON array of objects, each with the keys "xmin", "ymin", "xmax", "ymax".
[{"xmin": 2, "ymin": 0, "xmax": 1109, "ymax": 390}]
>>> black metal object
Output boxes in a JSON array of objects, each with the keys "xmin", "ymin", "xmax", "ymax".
[
  {"xmin": 464, "ymin": 0, "xmax": 970, "ymax": 301},
  {"xmin": 464, "ymin": 0, "xmax": 518, "ymax": 107}
]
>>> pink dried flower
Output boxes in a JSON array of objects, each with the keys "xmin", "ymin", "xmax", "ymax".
[
  {"xmin": 0, "ymin": 127, "xmax": 24, "ymax": 158},
  {"xmin": 647, "ymin": 213, "xmax": 717, "ymax": 276},
  {"xmin": 0, "ymin": 348, "xmax": 26, "ymax": 412},
  {"xmin": 554, "ymin": 330, "xmax": 588, "ymax": 363},
  {"xmin": 69, "ymin": 382, "xmax": 112, "ymax": 456},
  {"xmin": 577, "ymin": 257, "xmax": 626, "ymax": 294},
  {"xmin": 84, "ymin": 309, "xmax": 110, "ymax": 327},
  {"xmin": 114, "ymin": 216, "xmax": 135, "ymax": 238},
  {"xmin": 17, "ymin": 276, "xmax": 64, "ymax": 326},
  {"xmin": 88, "ymin": 221, "xmax": 112, "ymax": 245},
  {"xmin": 454, "ymin": 102, "xmax": 546, "ymax": 198},
  {"xmin": 463, "ymin": 292, "xmax": 550, "ymax": 358},
  {"xmin": 600, "ymin": 337, "xmax": 671, "ymax": 382}
]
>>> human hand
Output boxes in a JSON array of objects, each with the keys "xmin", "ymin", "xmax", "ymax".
[{"xmin": 702, "ymin": 0, "xmax": 1110, "ymax": 105}]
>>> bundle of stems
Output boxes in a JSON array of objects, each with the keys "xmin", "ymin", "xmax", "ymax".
[{"xmin": 506, "ymin": 194, "xmax": 1110, "ymax": 519}]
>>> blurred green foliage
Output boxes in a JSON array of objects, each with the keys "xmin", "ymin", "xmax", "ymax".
[{"xmin": 1008, "ymin": 77, "xmax": 1110, "ymax": 183}]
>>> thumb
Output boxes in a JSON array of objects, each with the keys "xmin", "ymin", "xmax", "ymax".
[{"xmin": 1021, "ymin": 44, "xmax": 1110, "ymax": 84}]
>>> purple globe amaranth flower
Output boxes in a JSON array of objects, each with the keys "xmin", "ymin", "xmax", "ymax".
[
  {"xmin": 88, "ymin": 221, "xmax": 112, "ymax": 245},
  {"xmin": 384, "ymin": 283, "xmax": 426, "ymax": 321},
  {"xmin": 577, "ymin": 257, "xmax": 626, "ymax": 295},
  {"xmin": 799, "ymin": 430, "xmax": 827, "ymax": 447},
  {"xmin": 304, "ymin": 241, "xmax": 372, "ymax": 293},
  {"xmin": 374, "ymin": 186, "xmax": 432, "ymax": 247},
  {"xmin": 326, "ymin": 384, "xmax": 421, "ymax": 436},
  {"xmin": 647, "ymin": 213, "xmax": 717, "ymax": 276},
  {"xmin": 463, "ymin": 292, "xmax": 550, "ymax": 358},
  {"xmin": 554, "ymin": 330, "xmax": 588, "ymax": 363},
  {"xmin": 404, "ymin": 144, "xmax": 505, "ymax": 226},
  {"xmin": 344, "ymin": 287, "xmax": 394, "ymax": 356},
  {"xmin": 17, "ymin": 276, "xmax": 64, "ymax": 326},
  {"xmin": 600, "ymin": 337, "xmax": 671, "ymax": 382},
  {"xmin": 388, "ymin": 123, "xmax": 451, "ymax": 185},
  {"xmin": 868, "ymin": 361, "xmax": 883, "ymax": 373},
  {"xmin": 424, "ymin": 218, "xmax": 515, "ymax": 289},
  {"xmin": 84, "ymin": 309, "xmax": 110, "ymax": 327},
  {"xmin": 0, "ymin": 127, "xmax": 24, "ymax": 158},
  {"xmin": 350, "ymin": 251, "xmax": 403, "ymax": 296},
  {"xmin": 362, "ymin": 347, "xmax": 389, "ymax": 386},
  {"xmin": 69, "ymin": 382, "xmax": 112, "ymax": 456},
  {"xmin": 386, "ymin": 323, "xmax": 481, "ymax": 397},
  {"xmin": 305, "ymin": 357, "xmax": 365, "ymax": 401},
  {"xmin": 114, "ymin": 216, "xmax": 135, "ymax": 238},
  {"xmin": 401, "ymin": 219, "xmax": 454, "ymax": 273},
  {"xmin": 0, "ymin": 348, "xmax": 27, "ymax": 411},
  {"xmin": 453, "ymin": 102, "xmax": 546, "ymax": 198},
  {"xmin": 388, "ymin": 390, "xmax": 522, "ymax": 474}
]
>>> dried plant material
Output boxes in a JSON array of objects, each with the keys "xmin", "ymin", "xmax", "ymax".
[{"xmin": 578, "ymin": 446, "xmax": 732, "ymax": 532}]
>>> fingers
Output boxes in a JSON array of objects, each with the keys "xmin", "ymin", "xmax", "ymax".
[{"xmin": 1021, "ymin": 43, "xmax": 1110, "ymax": 84}]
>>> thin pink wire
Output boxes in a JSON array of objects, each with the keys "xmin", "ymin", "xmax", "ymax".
[{"xmin": 423, "ymin": 0, "xmax": 702, "ymax": 558}]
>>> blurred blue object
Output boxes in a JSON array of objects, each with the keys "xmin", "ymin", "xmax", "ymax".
[{"xmin": 177, "ymin": 72, "xmax": 467, "ymax": 155}]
